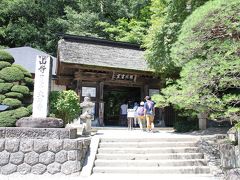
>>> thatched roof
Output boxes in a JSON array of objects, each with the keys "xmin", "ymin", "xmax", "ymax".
[{"xmin": 58, "ymin": 35, "xmax": 151, "ymax": 72}]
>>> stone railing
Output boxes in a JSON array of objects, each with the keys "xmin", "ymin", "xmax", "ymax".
[{"xmin": 0, "ymin": 127, "xmax": 91, "ymax": 175}]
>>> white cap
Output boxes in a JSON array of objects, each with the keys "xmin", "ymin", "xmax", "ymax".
[{"xmin": 140, "ymin": 101, "xmax": 144, "ymax": 105}]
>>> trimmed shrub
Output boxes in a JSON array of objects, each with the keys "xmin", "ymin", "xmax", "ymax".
[
  {"xmin": 0, "ymin": 61, "xmax": 11, "ymax": 70},
  {"xmin": 24, "ymin": 77, "xmax": 34, "ymax": 86},
  {"xmin": 12, "ymin": 107, "xmax": 30, "ymax": 119},
  {"xmin": 11, "ymin": 85, "xmax": 29, "ymax": 95},
  {"xmin": 0, "ymin": 79, "xmax": 4, "ymax": 83},
  {"xmin": 0, "ymin": 83, "xmax": 14, "ymax": 93},
  {"xmin": 5, "ymin": 92, "xmax": 23, "ymax": 99},
  {"xmin": 0, "ymin": 50, "xmax": 14, "ymax": 64},
  {"xmin": 12, "ymin": 64, "xmax": 32, "ymax": 78},
  {"xmin": 27, "ymin": 104, "xmax": 33, "ymax": 113},
  {"xmin": 0, "ymin": 67, "xmax": 24, "ymax": 82},
  {"xmin": 0, "ymin": 94, "xmax": 5, "ymax": 103},
  {"xmin": 0, "ymin": 110, "xmax": 16, "ymax": 127},
  {"xmin": 2, "ymin": 98, "xmax": 22, "ymax": 108}
]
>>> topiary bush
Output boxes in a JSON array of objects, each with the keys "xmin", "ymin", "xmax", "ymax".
[
  {"xmin": 0, "ymin": 94, "xmax": 5, "ymax": 103},
  {"xmin": 0, "ymin": 61, "xmax": 11, "ymax": 70},
  {"xmin": 27, "ymin": 104, "xmax": 32, "ymax": 113},
  {"xmin": 0, "ymin": 83, "xmax": 14, "ymax": 93},
  {"xmin": 0, "ymin": 67, "xmax": 25, "ymax": 82},
  {"xmin": 11, "ymin": 85, "xmax": 30, "ymax": 95},
  {"xmin": 2, "ymin": 98, "xmax": 22, "ymax": 108},
  {"xmin": 0, "ymin": 50, "xmax": 14, "ymax": 64},
  {"xmin": 12, "ymin": 107, "xmax": 30, "ymax": 119},
  {"xmin": 0, "ymin": 110, "xmax": 16, "ymax": 127},
  {"xmin": 12, "ymin": 64, "xmax": 32, "ymax": 78},
  {"xmin": 5, "ymin": 92, "xmax": 23, "ymax": 99},
  {"xmin": 0, "ymin": 79, "xmax": 4, "ymax": 83}
]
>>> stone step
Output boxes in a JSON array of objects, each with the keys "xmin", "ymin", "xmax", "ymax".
[
  {"xmin": 92, "ymin": 166, "xmax": 211, "ymax": 174},
  {"xmin": 100, "ymin": 137, "xmax": 199, "ymax": 142},
  {"xmin": 96, "ymin": 153, "xmax": 204, "ymax": 160},
  {"xmin": 99, "ymin": 142, "xmax": 197, "ymax": 148},
  {"xmin": 94, "ymin": 159, "xmax": 207, "ymax": 167},
  {"xmin": 98, "ymin": 147, "xmax": 200, "ymax": 154}
]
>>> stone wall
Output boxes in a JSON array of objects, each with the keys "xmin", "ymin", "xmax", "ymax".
[{"xmin": 0, "ymin": 138, "xmax": 90, "ymax": 175}]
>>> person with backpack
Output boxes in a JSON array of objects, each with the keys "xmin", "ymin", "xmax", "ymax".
[
  {"xmin": 136, "ymin": 101, "xmax": 146, "ymax": 131},
  {"xmin": 144, "ymin": 96, "xmax": 155, "ymax": 132}
]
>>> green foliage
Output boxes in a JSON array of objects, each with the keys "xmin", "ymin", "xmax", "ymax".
[
  {"xmin": 144, "ymin": 0, "xmax": 209, "ymax": 76},
  {"xmin": 174, "ymin": 118, "xmax": 199, "ymax": 132},
  {"xmin": 12, "ymin": 64, "xmax": 32, "ymax": 78},
  {"xmin": 0, "ymin": 94, "xmax": 5, "ymax": 103},
  {"xmin": 11, "ymin": 85, "xmax": 30, "ymax": 95},
  {"xmin": 151, "ymin": 94, "xmax": 169, "ymax": 108},
  {"xmin": 161, "ymin": 0, "xmax": 240, "ymax": 122},
  {"xmin": 0, "ymin": 110, "xmax": 16, "ymax": 127},
  {"xmin": 5, "ymin": 92, "xmax": 23, "ymax": 99},
  {"xmin": 0, "ymin": 61, "xmax": 11, "ymax": 70},
  {"xmin": 2, "ymin": 98, "xmax": 22, "ymax": 108},
  {"xmin": 12, "ymin": 107, "xmax": 30, "ymax": 119},
  {"xmin": 0, "ymin": 67, "xmax": 25, "ymax": 82},
  {"xmin": 49, "ymin": 90, "xmax": 80, "ymax": 124},
  {"xmin": 0, "ymin": 83, "xmax": 13, "ymax": 93},
  {"xmin": 0, "ymin": 50, "xmax": 14, "ymax": 64},
  {"xmin": 27, "ymin": 104, "xmax": 32, "ymax": 114},
  {"xmin": 0, "ymin": 79, "xmax": 4, "ymax": 83},
  {"xmin": 24, "ymin": 77, "xmax": 34, "ymax": 87}
]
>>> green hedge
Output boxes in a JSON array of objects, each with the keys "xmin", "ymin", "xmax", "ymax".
[
  {"xmin": 0, "ymin": 79, "xmax": 4, "ymax": 83},
  {"xmin": 0, "ymin": 67, "xmax": 24, "ymax": 82},
  {"xmin": 24, "ymin": 77, "xmax": 34, "ymax": 86},
  {"xmin": 5, "ymin": 92, "xmax": 23, "ymax": 99},
  {"xmin": 0, "ymin": 110, "xmax": 16, "ymax": 127},
  {"xmin": 0, "ymin": 94, "xmax": 5, "ymax": 103},
  {"xmin": 0, "ymin": 50, "xmax": 14, "ymax": 64},
  {"xmin": 12, "ymin": 64, "xmax": 32, "ymax": 78},
  {"xmin": 0, "ymin": 61, "xmax": 11, "ymax": 70},
  {"xmin": 11, "ymin": 85, "xmax": 29, "ymax": 95},
  {"xmin": 27, "ymin": 104, "xmax": 33, "ymax": 113},
  {"xmin": 0, "ymin": 83, "xmax": 14, "ymax": 93},
  {"xmin": 2, "ymin": 98, "xmax": 22, "ymax": 108},
  {"xmin": 12, "ymin": 107, "xmax": 30, "ymax": 119}
]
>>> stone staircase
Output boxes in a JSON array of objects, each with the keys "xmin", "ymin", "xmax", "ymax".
[{"xmin": 92, "ymin": 137, "xmax": 211, "ymax": 174}]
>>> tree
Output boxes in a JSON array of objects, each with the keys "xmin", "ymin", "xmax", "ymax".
[{"xmin": 160, "ymin": 0, "xmax": 240, "ymax": 125}]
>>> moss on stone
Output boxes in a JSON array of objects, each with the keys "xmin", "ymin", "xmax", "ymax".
[
  {"xmin": 2, "ymin": 98, "xmax": 22, "ymax": 108},
  {"xmin": 12, "ymin": 107, "xmax": 30, "ymax": 119},
  {"xmin": 0, "ymin": 50, "xmax": 14, "ymax": 64},
  {"xmin": 0, "ymin": 110, "xmax": 16, "ymax": 127},
  {"xmin": 12, "ymin": 64, "xmax": 32, "ymax": 78},
  {"xmin": 5, "ymin": 92, "xmax": 23, "ymax": 99},
  {"xmin": 0, "ymin": 61, "xmax": 11, "ymax": 70},
  {"xmin": 0, "ymin": 83, "xmax": 14, "ymax": 93},
  {"xmin": 0, "ymin": 67, "xmax": 25, "ymax": 82},
  {"xmin": 11, "ymin": 85, "xmax": 29, "ymax": 95}
]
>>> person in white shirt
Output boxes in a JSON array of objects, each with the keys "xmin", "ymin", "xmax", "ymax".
[{"xmin": 120, "ymin": 101, "xmax": 128, "ymax": 126}]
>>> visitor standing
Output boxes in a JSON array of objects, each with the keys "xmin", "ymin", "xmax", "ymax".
[
  {"xmin": 137, "ymin": 101, "xmax": 146, "ymax": 131},
  {"xmin": 120, "ymin": 101, "xmax": 128, "ymax": 126},
  {"xmin": 144, "ymin": 96, "xmax": 155, "ymax": 132},
  {"xmin": 133, "ymin": 102, "xmax": 139, "ymax": 127}
]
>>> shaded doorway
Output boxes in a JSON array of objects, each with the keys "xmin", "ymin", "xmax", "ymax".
[{"xmin": 103, "ymin": 85, "xmax": 141, "ymax": 126}]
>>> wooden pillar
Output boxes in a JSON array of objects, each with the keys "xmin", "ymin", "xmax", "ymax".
[
  {"xmin": 144, "ymin": 84, "xmax": 149, "ymax": 97},
  {"xmin": 76, "ymin": 80, "xmax": 82, "ymax": 100}
]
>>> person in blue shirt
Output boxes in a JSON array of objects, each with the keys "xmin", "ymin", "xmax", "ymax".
[{"xmin": 144, "ymin": 96, "xmax": 155, "ymax": 132}]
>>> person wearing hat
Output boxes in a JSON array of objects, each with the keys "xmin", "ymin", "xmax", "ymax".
[
  {"xmin": 144, "ymin": 96, "xmax": 155, "ymax": 132},
  {"xmin": 136, "ymin": 101, "xmax": 146, "ymax": 131}
]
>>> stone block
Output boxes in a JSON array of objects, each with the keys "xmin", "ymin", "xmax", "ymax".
[
  {"xmin": 39, "ymin": 151, "xmax": 55, "ymax": 165},
  {"xmin": 24, "ymin": 152, "xmax": 39, "ymax": 166},
  {"xmin": 77, "ymin": 140, "xmax": 83, "ymax": 149},
  {"xmin": 55, "ymin": 150, "xmax": 68, "ymax": 164},
  {"xmin": 220, "ymin": 143, "xmax": 237, "ymax": 169},
  {"xmin": 16, "ymin": 117, "xmax": 64, "ymax": 128},
  {"xmin": 4, "ymin": 127, "xmax": 77, "ymax": 139},
  {"xmin": 63, "ymin": 139, "xmax": 78, "ymax": 150},
  {"xmin": 1, "ymin": 164, "xmax": 17, "ymax": 175},
  {"xmin": 225, "ymin": 168, "xmax": 240, "ymax": 180},
  {"xmin": 0, "ymin": 151, "xmax": 10, "ymax": 166},
  {"xmin": 20, "ymin": 139, "xmax": 33, "ymax": 153},
  {"xmin": 10, "ymin": 152, "xmax": 24, "ymax": 165},
  {"xmin": 5, "ymin": 139, "xmax": 20, "ymax": 152},
  {"xmin": 17, "ymin": 163, "xmax": 31, "ymax": 175},
  {"xmin": 0, "ymin": 127, "xmax": 5, "ymax": 138},
  {"xmin": 34, "ymin": 139, "xmax": 48, "ymax": 153},
  {"xmin": 47, "ymin": 162, "xmax": 61, "ymax": 174},
  {"xmin": 49, "ymin": 140, "xmax": 63, "ymax": 153},
  {"xmin": 61, "ymin": 161, "xmax": 80, "ymax": 175},
  {"xmin": 31, "ymin": 164, "xmax": 46, "ymax": 175},
  {"xmin": 0, "ymin": 139, "xmax": 5, "ymax": 152},
  {"xmin": 68, "ymin": 150, "xmax": 82, "ymax": 161}
]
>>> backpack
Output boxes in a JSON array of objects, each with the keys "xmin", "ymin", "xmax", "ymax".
[{"xmin": 137, "ymin": 106, "xmax": 144, "ymax": 116}]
